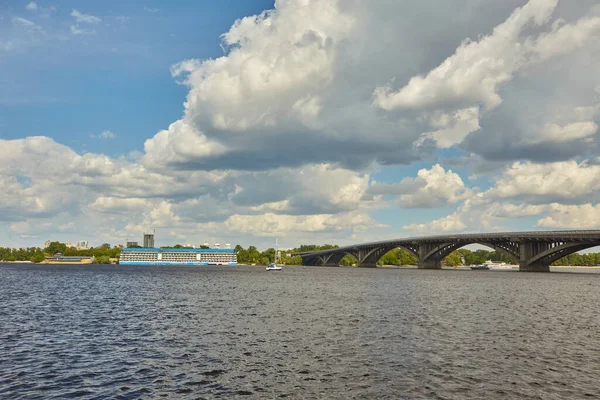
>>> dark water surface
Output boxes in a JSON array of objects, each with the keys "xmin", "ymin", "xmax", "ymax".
[{"xmin": 1, "ymin": 264, "xmax": 599, "ymax": 399}]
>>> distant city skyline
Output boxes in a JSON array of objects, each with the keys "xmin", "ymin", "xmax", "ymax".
[{"xmin": 1, "ymin": 0, "xmax": 600, "ymax": 250}]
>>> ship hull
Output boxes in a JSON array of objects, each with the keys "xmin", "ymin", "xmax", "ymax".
[
  {"xmin": 119, "ymin": 261, "xmax": 237, "ymax": 266},
  {"xmin": 42, "ymin": 259, "xmax": 94, "ymax": 265}
]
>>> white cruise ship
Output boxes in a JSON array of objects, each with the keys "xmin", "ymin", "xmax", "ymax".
[{"xmin": 119, "ymin": 247, "xmax": 237, "ymax": 266}]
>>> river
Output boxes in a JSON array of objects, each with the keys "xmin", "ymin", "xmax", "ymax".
[{"xmin": 1, "ymin": 264, "xmax": 599, "ymax": 399}]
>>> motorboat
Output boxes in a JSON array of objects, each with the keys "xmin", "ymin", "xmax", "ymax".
[{"xmin": 482, "ymin": 260, "xmax": 515, "ymax": 271}]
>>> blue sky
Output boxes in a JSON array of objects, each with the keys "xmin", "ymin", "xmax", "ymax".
[
  {"xmin": 1, "ymin": 0, "xmax": 600, "ymax": 250},
  {"xmin": 1, "ymin": 0, "xmax": 273, "ymax": 156}
]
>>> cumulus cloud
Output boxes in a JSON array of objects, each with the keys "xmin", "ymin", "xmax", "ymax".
[
  {"xmin": 369, "ymin": 164, "xmax": 471, "ymax": 208},
  {"xmin": 373, "ymin": 0, "xmax": 599, "ymax": 112},
  {"xmin": 224, "ymin": 212, "xmax": 387, "ymax": 237},
  {"xmin": 403, "ymin": 212, "xmax": 467, "ymax": 234},
  {"xmin": 537, "ymin": 203, "xmax": 600, "ymax": 228},
  {"xmin": 0, "ymin": 136, "xmax": 382, "ymax": 246},
  {"xmin": 25, "ymin": 2, "xmax": 38, "ymax": 11},
  {"xmin": 4, "ymin": 1, "xmax": 600, "ymax": 248},
  {"xmin": 484, "ymin": 160, "xmax": 600, "ymax": 202},
  {"xmin": 137, "ymin": 0, "xmax": 600, "ymax": 174},
  {"xmin": 417, "ymin": 107, "xmax": 481, "ymax": 149}
]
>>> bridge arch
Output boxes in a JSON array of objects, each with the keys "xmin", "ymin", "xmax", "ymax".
[
  {"xmin": 524, "ymin": 241, "xmax": 599, "ymax": 267},
  {"xmin": 422, "ymin": 241, "xmax": 519, "ymax": 264},
  {"xmin": 357, "ymin": 245, "xmax": 419, "ymax": 267}
]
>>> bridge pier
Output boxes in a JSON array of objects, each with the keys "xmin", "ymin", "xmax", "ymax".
[
  {"xmin": 519, "ymin": 241, "xmax": 552, "ymax": 272},
  {"xmin": 519, "ymin": 262, "xmax": 550, "ymax": 272},
  {"xmin": 417, "ymin": 243, "xmax": 443, "ymax": 269},
  {"xmin": 418, "ymin": 259, "xmax": 441, "ymax": 269}
]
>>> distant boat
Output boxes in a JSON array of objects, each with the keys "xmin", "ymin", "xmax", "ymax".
[
  {"xmin": 480, "ymin": 260, "xmax": 514, "ymax": 271},
  {"xmin": 266, "ymin": 239, "xmax": 283, "ymax": 271},
  {"xmin": 266, "ymin": 262, "xmax": 282, "ymax": 271},
  {"xmin": 470, "ymin": 264, "xmax": 490, "ymax": 271},
  {"xmin": 43, "ymin": 253, "xmax": 94, "ymax": 264}
]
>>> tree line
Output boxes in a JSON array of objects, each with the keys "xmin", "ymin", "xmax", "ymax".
[
  {"xmin": 1, "ymin": 242, "xmax": 600, "ymax": 267},
  {"xmin": 0, "ymin": 242, "xmax": 122, "ymax": 264}
]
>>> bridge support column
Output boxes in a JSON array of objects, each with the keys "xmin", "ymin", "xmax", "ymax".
[
  {"xmin": 417, "ymin": 243, "xmax": 443, "ymax": 269},
  {"xmin": 520, "ymin": 262, "xmax": 550, "ymax": 272},
  {"xmin": 519, "ymin": 241, "xmax": 551, "ymax": 272}
]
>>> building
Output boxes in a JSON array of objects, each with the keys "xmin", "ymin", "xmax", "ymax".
[
  {"xmin": 76, "ymin": 240, "xmax": 88, "ymax": 250},
  {"xmin": 127, "ymin": 241, "xmax": 139, "ymax": 248},
  {"xmin": 143, "ymin": 232, "xmax": 155, "ymax": 248},
  {"xmin": 66, "ymin": 241, "xmax": 74, "ymax": 248},
  {"xmin": 44, "ymin": 240, "xmax": 51, "ymax": 249}
]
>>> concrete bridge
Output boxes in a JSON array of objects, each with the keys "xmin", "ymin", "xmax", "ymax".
[{"xmin": 293, "ymin": 230, "xmax": 600, "ymax": 272}]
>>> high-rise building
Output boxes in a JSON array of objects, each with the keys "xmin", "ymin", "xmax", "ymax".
[
  {"xmin": 44, "ymin": 240, "xmax": 51, "ymax": 249},
  {"xmin": 127, "ymin": 241, "xmax": 139, "ymax": 248},
  {"xmin": 76, "ymin": 240, "xmax": 88, "ymax": 250},
  {"xmin": 143, "ymin": 232, "xmax": 155, "ymax": 248}
]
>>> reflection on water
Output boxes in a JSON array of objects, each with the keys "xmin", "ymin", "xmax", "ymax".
[{"xmin": 1, "ymin": 264, "xmax": 599, "ymax": 399}]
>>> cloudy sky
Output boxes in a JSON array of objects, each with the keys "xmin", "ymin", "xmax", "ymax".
[{"xmin": 1, "ymin": 0, "xmax": 600, "ymax": 249}]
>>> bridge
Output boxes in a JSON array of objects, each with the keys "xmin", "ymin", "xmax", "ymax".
[{"xmin": 293, "ymin": 230, "xmax": 600, "ymax": 272}]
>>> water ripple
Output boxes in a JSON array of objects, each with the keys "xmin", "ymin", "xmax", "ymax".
[{"xmin": 1, "ymin": 264, "xmax": 599, "ymax": 399}]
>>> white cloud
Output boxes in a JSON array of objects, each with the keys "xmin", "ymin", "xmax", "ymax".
[
  {"xmin": 528, "ymin": 121, "xmax": 598, "ymax": 144},
  {"xmin": 12, "ymin": 17, "xmax": 43, "ymax": 33},
  {"xmin": 25, "ymin": 2, "xmax": 38, "ymax": 11},
  {"xmin": 537, "ymin": 203, "xmax": 600, "ymax": 229},
  {"xmin": 373, "ymin": 0, "xmax": 600, "ymax": 113},
  {"xmin": 3, "ymin": 1, "xmax": 600, "ymax": 248},
  {"xmin": 70, "ymin": 9, "xmax": 101, "ymax": 35},
  {"xmin": 403, "ymin": 212, "xmax": 467, "ymax": 235},
  {"xmin": 373, "ymin": 0, "xmax": 559, "ymax": 111},
  {"xmin": 90, "ymin": 130, "xmax": 116, "ymax": 140},
  {"xmin": 418, "ymin": 107, "xmax": 481, "ymax": 148},
  {"xmin": 224, "ymin": 212, "xmax": 387, "ymax": 237},
  {"xmin": 370, "ymin": 164, "xmax": 470, "ymax": 208},
  {"xmin": 71, "ymin": 10, "xmax": 101, "ymax": 24},
  {"xmin": 484, "ymin": 160, "xmax": 600, "ymax": 201}
]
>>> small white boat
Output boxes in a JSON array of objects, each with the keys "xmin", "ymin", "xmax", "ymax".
[
  {"xmin": 483, "ymin": 260, "xmax": 515, "ymax": 271},
  {"xmin": 266, "ymin": 239, "xmax": 283, "ymax": 271},
  {"xmin": 266, "ymin": 263, "xmax": 282, "ymax": 271}
]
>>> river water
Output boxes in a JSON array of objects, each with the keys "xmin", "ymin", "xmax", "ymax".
[{"xmin": 1, "ymin": 264, "xmax": 599, "ymax": 399}]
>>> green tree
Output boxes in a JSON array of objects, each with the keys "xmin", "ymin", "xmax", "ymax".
[
  {"xmin": 45, "ymin": 241, "xmax": 66, "ymax": 255},
  {"xmin": 30, "ymin": 251, "xmax": 45, "ymax": 263},
  {"xmin": 397, "ymin": 249, "xmax": 418, "ymax": 265},
  {"xmin": 340, "ymin": 254, "xmax": 356, "ymax": 266},
  {"xmin": 378, "ymin": 249, "xmax": 399, "ymax": 266},
  {"xmin": 444, "ymin": 251, "xmax": 462, "ymax": 267},
  {"xmin": 262, "ymin": 248, "xmax": 276, "ymax": 263}
]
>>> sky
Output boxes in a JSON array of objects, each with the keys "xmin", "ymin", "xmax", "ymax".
[{"xmin": 1, "ymin": 0, "xmax": 600, "ymax": 250}]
